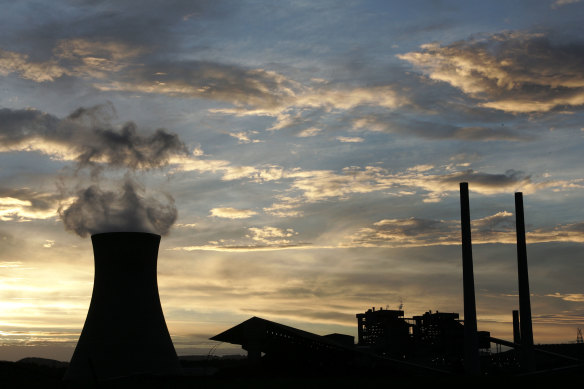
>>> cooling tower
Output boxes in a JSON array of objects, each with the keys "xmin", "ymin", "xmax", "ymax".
[{"xmin": 64, "ymin": 232, "xmax": 181, "ymax": 381}]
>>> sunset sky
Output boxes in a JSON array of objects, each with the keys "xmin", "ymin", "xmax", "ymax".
[{"xmin": 1, "ymin": 0, "xmax": 584, "ymax": 361}]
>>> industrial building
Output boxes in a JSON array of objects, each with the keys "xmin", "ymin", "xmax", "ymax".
[
  {"xmin": 209, "ymin": 184, "xmax": 583, "ymax": 376},
  {"xmin": 356, "ymin": 307, "xmax": 491, "ymax": 368},
  {"xmin": 212, "ymin": 307, "xmax": 491, "ymax": 373},
  {"xmin": 210, "ymin": 315, "xmax": 451, "ymax": 375}
]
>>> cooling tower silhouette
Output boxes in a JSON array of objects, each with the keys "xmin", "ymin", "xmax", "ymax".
[{"xmin": 64, "ymin": 232, "xmax": 181, "ymax": 381}]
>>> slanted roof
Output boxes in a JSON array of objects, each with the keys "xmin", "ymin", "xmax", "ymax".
[{"xmin": 210, "ymin": 316, "xmax": 355, "ymax": 356}]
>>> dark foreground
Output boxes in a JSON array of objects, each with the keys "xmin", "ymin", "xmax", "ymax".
[{"xmin": 2, "ymin": 357, "xmax": 584, "ymax": 389}]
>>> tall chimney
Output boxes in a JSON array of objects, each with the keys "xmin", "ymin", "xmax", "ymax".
[
  {"xmin": 459, "ymin": 182, "xmax": 481, "ymax": 374},
  {"xmin": 65, "ymin": 232, "xmax": 181, "ymax": 381},
  {"xmin": 515, "ymin": 192, "xmax": 535, "ymax": 371},
  {"xmin": 512, "ymin": 310, "xmax": 521, "ymax": 345}
]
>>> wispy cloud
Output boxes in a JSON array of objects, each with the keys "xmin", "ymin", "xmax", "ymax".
[
  {"xmin": 546, "ymin": 292, "xmax": 584, "ymax": 302},
  {"xmin": 234, "ymin": 164, "xmax": 583, "ymax": 217},
  {"xmin": 171, "ymin": 225, "xmax": 309, "ymax": 252},
  {"xmin": 0, "ymin": 39, "xmax": 143, "ymax": 83},
  {"xmin": 0, "ymin": 38, "xmax": 412, "ymax": 141},
  {"xmin": 98, "ymin": 62, "xmax": 298, "ymax": 110},
  {"xmin": 247, "ymin": 226, "xmax": 298, "ymax": 245},
  {"xmin": 209, "ymin": 207, "xmax": 257, "ymax": 219},
  {"xmin": 229, "ymin": 131, "xmax": 262, "ymax": 144},
  {"xmin": 344, "ymin": 212, "xmax": 584, "ymax": 248},
  {"xmin": 399, "ymin": 31, "xmax": 584, "ymax": 113},
  {"xmin": 551, "ymin": 0, "xmax": 582, "ymax": 9},
  {"xmin": 297, "ymin": 127, "xmax": 321, "ymax": 137},
  {"xmin": 0, "ymin": 49, "xmax": 66, "ymax": 82},
  {"xmin": 263, "ymin": 196, "xmax": 305, "ymax": 218},
  {"xmin": 336, "ymin": 136, "xmax": 364, "ymax": 143},
  {"xmin": 352, "ymin": 114, "xmax": 533, "ymax": 141},
  {"xmin": 214, "ymin": 85, "xmax": 406, "ymax": 133},
  {"xmin": 0, "ymin": 188, "xmax": 60, "ymax": 221}
]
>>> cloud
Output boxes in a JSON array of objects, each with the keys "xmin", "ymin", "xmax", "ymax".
[
  {"xmin": 170, "ymin": 244, "xmax": 311, "ymax": 252},
  {"xmin": 352, "ymin": 114, "xmax": 533, "ymax": 141},
  {"xmin": 1, "ymin": 37, "xmax": 410, "ymax": 139},
  {"xmin": 0, "ymin": 188, "xmax": 60, "ymax": 221},
  {"xmin": 293, "ymin": 85, "xmax": 403, "ymax": 111},
  {"xmin": 0, "ymin": 39, "xmax": 299, "ymax": 114},
  {"xmin": 345, "ymin": 217, "xmax": 456, "ymax": 248},
  {"xmin": 0, "ymin": 49, "xmax": 66, "ymax": 82},
  {"xmin": 214, "ymin": 84, "xmax": 406, "ymax": 132},
  {"xmin": 53, "ymin": 38, "xmax": 144, "ymax": 79},
  {"xmin": 1, "ymin": 1, "xmax": 230, "ymax": 64},
  {"xmin": 423, "ymin": 169, "xmax": 532, "ymax": 195},
  {"xmin": 297, "ymin": 127, "xmax": 321, "ymax": 137},
  {"xmin": 0, "ymin": 38, "xmax": 143, "ymax": 83},
  {"xmin": 529, "ymin": 222, "xmax": 584, "ymax": 243},
  {"xmin": 170, "ymin": 155, "xmax": 285, "ymax": 183},
  {"xmin": 263, "ymin": 196, "xmax": 305, "ymax": 218},
  {"xmin": 59, "ymin": 176, "xmax": 177, "ymax": 237},
  {"xmin": 551, "ymin": 0, "xmax": 582, "ymax": 9},
  {"xmin": 241, "ymin": 307, "xmax": 353, "ymax": 325},
  {"xmin": 336, "ymin": 136, "xmax": 364, "ymax": 143},
  {"xmin": 246, "ymin": 227, "xmax": 298, "ymax": 245},
  {"xmin": 175, "ymin": 223, "xmax": 197, "ymax": 229},
  {"xmin": 209, "ymin": 207, "xmax": 257, "ymax": 219},
  {"xmin": 406, "ymin": 168, "xmax": 582, "ymax": 201},
  {"xmin": 408, "ymin": 164, "xmax": 434, "ymax": 173},
  {"xmin": 284, "ymin": 167, "xmax": 394, "ymax": 202},
  {"xmin": 173, "ymin": 146, "xmax": 583, "ymax": 221},
  {"xmin": 261, "ymin": 166, "xmax": 582, "ymax": 216},
  {"xmin": 171, "ymin": 226, "xmax": 307, "ymax": 252},
  {"xmin": 546, "ymin": 292, "xmax": 584, "ymax": 302},
  {"xmin": 93, "ymin": 72, "xmax": 407, "ymax": 149},
  {"xmin": 97, "ymin": 61, "xmax": 298, "ymax": 111},
  {"xmin": 229, "ymin": 131, "xmax": 261, "ymax": 144},
  {"xmin": 9, "ymin": 39, "xmax": 406, "ymax": 128},
  {"xmin": 398, "ymin": 31, "xmax": 584, "ymax": 113},
  {"xmin": 0, "ymin": 104, "xmax": 188, "ymax": 171},
  {"xmin": 290, "ymin": 167, "xmax": 541, "ymax": 201},
  {"xmin": 344, "ymin": 212, "xmax": 584, "ymax": 248}
]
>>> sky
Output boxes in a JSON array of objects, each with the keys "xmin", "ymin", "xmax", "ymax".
[{"xmin": 1, "ymin": 0, "xmax": 584, "ymax": 361}]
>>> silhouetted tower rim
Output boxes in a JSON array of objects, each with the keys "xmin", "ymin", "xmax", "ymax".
[
  {"xmin": 459, "ymin": 182, "xmax": 481, "ymax": 375},
  {"xmin": 64, "ymin": 231, "xmax": 180, "ymax": 381},
  {"xmin": 91, "ymin": 231, "xmax": 160, "ymax": 238}
]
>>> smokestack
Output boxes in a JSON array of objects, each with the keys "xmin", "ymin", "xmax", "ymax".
[
  {"xmin": 512, "ymin": 310, "xmax": 521, "ymax": 345},
  {"xmin": 459, "ymin": 182, "xmax": 481, "ymax": 374},
  {"xmin": 515, "ymin": 192, "xmax": 535, "ymax": 371},
  {"xmin": 65, "ymin": 232, "xmax": 180, "ymax": 381}
]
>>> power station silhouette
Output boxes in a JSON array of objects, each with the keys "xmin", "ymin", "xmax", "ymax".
[
  {"xmin": 62, "ymin": 184, "xmax": 583, "ymax": 381},
  {"xmin": 210, "ymin": 183, "xmax": 582, "ymax": 375}
]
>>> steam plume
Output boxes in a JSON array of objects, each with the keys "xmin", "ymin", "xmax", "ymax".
[
  {"xmin": 0, "ymin": 103, "xmax": 189, "ymax": 237},
  {"xmin": 60, "ymin": 176, "xmax": 177, "ymax": 237}
]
